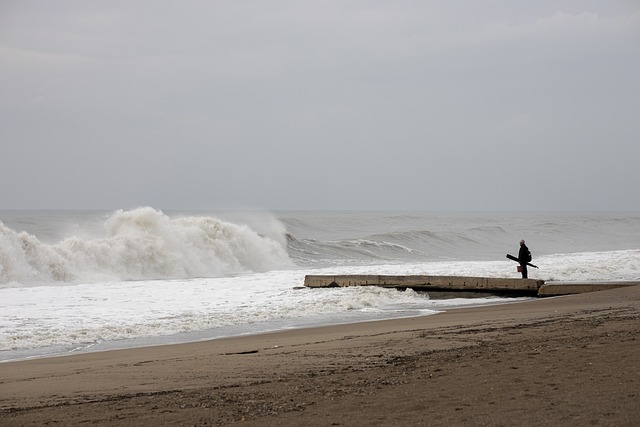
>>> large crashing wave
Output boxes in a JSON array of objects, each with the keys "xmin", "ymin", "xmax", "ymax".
[{"xmin": 0, "ymin": 207, "xmax": 292, "ymax": 285}]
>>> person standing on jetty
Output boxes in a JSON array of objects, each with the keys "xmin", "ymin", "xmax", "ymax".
[{"xmin": 518, "ymin": 239, "xmax": 531, "ymax": 279}]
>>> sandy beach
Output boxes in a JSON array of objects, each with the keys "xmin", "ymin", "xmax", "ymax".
[{"xmin": 1, "ymin": 285, "xmax": 639, "ymax": 426}]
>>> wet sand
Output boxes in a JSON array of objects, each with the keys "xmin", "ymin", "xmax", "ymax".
[{"xmin": 1, "ymin": 285, "xmax": 639, "ymax": 426}]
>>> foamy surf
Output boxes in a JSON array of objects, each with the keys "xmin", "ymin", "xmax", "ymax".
[
  {"xmin": 1, "ymin": 209, "xmax": 639, "ymax": 361},
  {"xmin": 0, "ymin": 207, "xmax": 292, "ymax": 286}
]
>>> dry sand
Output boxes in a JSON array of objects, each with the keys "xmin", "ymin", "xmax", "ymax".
[{"xmin": 1, "ymin": 285, "xmax": 639, "ymax": 426}]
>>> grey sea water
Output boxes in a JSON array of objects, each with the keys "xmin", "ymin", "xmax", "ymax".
[{"xmin": 1, "ymin": 209, "xmax": 639, "ymax": 361}]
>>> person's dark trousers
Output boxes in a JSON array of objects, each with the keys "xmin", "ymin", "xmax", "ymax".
[{"xmin": 521, "ymin": 263, "xmax": 528, "ymax": 279}]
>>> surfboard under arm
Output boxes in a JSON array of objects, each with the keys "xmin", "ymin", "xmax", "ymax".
[{"xmin": 506, "ymin": 254, "xmax": 538, "ymax": 268}]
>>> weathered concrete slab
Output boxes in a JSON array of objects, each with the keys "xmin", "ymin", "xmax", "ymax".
[
  {"xmin": 304, "ymin": 275, "xmax": 543, "ymax": 295},
  {"xmin": 538, "ymin": 281, "xmax": 640, "ymax": 297},
  {"xmin": 304, "ymin": 276, "xmax": 640, "ymax": 297}
]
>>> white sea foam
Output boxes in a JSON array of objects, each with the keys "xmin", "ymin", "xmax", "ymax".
[
  {"xmin": 0, "ymin": 270, "xmax": 437, "ymax": 354},
  {"xmin": 2, "ymin": 249, "xmax": 638, "ymax": 359},
  {"xmin": 0, "ymin": 207, "xmax": 292, "ymax": 286}
]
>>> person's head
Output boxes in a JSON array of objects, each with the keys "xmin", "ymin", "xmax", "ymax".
[{"xmin": 520, "ymin": 239, "xmax": 525, "ymax": 246}]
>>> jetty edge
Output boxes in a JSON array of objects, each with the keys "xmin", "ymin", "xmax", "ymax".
[
  {"xmin": 539, "ymin": 280, "xmax": 640, "ymax": 296},
  {"xmin": 304, "ymin": 275, "xmax": 640, "ymax": 297}
]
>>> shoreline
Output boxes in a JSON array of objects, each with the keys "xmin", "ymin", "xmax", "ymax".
[
  {"xmin": 2, "ymin": 285, "xmax": 639, "ymax": 426},
  {"xmin": 1, "ymin": 294, "xmax": 528, "ymax": 364}
]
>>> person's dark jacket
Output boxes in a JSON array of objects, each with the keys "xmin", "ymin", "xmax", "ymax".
[{"xmin": 519, "ymin": 244, "xmax": 530, "ymax": 264}]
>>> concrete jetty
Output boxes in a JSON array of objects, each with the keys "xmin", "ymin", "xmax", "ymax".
[
  {"xmin": 304, "ymin": 275, "xmax": 640, "ymax": 297},
  {"xmin": 538, "ymin": 281, "xmax": 640, "ymax": 296},
  {"xmin": 304, "ymin": 275, "xmax": 544, "ymax": 296}
]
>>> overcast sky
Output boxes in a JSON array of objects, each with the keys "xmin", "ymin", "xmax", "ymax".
[{"xmin": 1, "ymin": 1, "xmax": 639, "ymax": 211}]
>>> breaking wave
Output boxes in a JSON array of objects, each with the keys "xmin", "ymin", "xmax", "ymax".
[{"xmin": 0, "ymin": 207, "xmax": 292, "ymax": 285}]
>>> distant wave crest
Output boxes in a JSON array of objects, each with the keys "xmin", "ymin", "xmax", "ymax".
[
  {"xmin": 0, "ymin": 207, "xmax": 292, "ymax": 285},
  {"xmin": 285, "ymin": 227, "xmax": 505, "ymax": 266}
]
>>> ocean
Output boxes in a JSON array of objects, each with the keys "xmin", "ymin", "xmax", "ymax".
[{"xmin": 1, "ymin": 208, "xmax": 639, "ymax": 362}]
